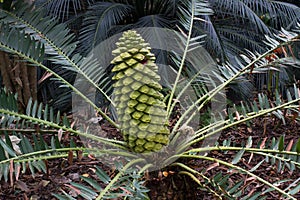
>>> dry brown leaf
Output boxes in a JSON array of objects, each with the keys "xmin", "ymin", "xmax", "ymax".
[
  {"xmin": 70, "ymin": 120, "xmax": 76, "ymax": 129},
  {"xmin": 38, "ymin": 72, "xmax": 53, "ymax": 84},
  {"xmin": 263, "ymin": 119, "xmax": 267, "ymax": 135},
  {"xmin": 247, "ymin": 127, "xmax": 253, "ymax": 133},
  {"xmin": 260, "ymin": 137, "xmax": 267, "ymax": 149},
  {"xmin": 58, "ymin": 128, "xmax": 63, "ymax": 142},
  {"xmin": 15, "ymin": 180, "xmax": 29, "ymax": 192},
  {"xmin": 248, "ymin": 152, "xmax": 254, "ymax": 164},
  {"xmin": 65, "ymin": 184, "xmax": 82, "ymax": 196},
  {"xmin": 30, "ymin": 195, "xmax": 39, "ymax": 200},
  {"xmin": 158, "ymin": 171, "xmax": 163, "ymax": 181},
  {"xmin": 245, "ymin": 177, "xmax": 256, "ymax": 182},
  {"xmin": 10, "ymin": 160, "xmax": 14, "ymax": 187},
  {"xmin": 235, "ymin": 111, "xmax": 240, "ymax": 121},
  {"xmin": 162, "ymin": 171, "xmax": 168, "ymax": 177},
  {"xmin": 68, "ymin": 150, "xmax": 73, "ymax": 165},
  {"xmin": 39, "ymin": 180, "xmax": 50, "ymax": 187},
  {"xmin": 88, "ymin": 153, "xmax": 96, "ymax": 160},
  {"xmin": 15, "ymin": 163, "xmax": 21, "ymax": 181},
  {"xmin": 286, "ymin": 139, "xmax": 294, "ymax": 152},
  {"xmin": 206, "ymin": 162, "xmax": 219, "ymax": 173},
  {"xmin": 77, "ymin": 150, "xmax": 83, "ymax": 161},
  {"xmin": 82, "ymin": 173, "xmax": 89, "ymax": 178}
]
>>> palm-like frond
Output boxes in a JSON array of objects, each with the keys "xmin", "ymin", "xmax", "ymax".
[
  {"xmin": 210, "ymin": 0, "xmax": 272, "ymax": 34},
  {"xmin": 0, "ymin": 1, "xmax": 83, "ymax": 109},
  {"xmin": 0, "ymin": 88, "xmax": 76, "ymax": 183},
  {"xmin": 0, "ymin": 1, "xmax": 118, "ymax": 123},
  {"xmin": 168, "ymin": 83, "xmax": 300, "ymax": 198},
  {"xmin": 0, "ymin": 1, "xmax": 78, "ymax": 67},
  {"xmin": 0, "ymin": 86, "xmax": 124, "ymax": 185},
  {"xmin": 25, "ymin": 0, "xmax": 300, "ymax": 105},
  {"xmin": 34, "ymin": 0, "xmax": 94, "ymax": 20},
  {"xmin": 78, "ymin": 2, "xmax": 134, "ymax": 54},
  {"xmin": 0, "ymin": 88, "xmax": 18, "ymax": 113},
  {"xmin": 195, "ymin": 0, "xmax": 300, "ymax": 63},
  {"xmin": 219, "ymin": 26, "xmax": 266, "ymax": 58},
  {"xmin": 176, "ymin": 133, "xmax": 300, "ymax": 198},
  {"xmin": 193, "ymin": 16, "xmax": 226, "ymax": 61},
  {"xmin": 134, "ymin": 14, "xmax": 174, "ymax": 28},
  {"xmin": 53, "ymin": 164, "xmax": 149, "ymax": 199},
  {"xmin": 78, "ymin": 0, "xmax": 181, "ymax": 55},
  {"xmin": 242, "ymin": 0, "xmax": 300, "ymax": 28},
  {"xmin": 187, "ymin": 0, "xmax": 300, "ymax": 101}
]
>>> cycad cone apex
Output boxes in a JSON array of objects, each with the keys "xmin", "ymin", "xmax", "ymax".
[{"xmin": 111, "ymin": 30, "xmax": 170, "ymax": 153}]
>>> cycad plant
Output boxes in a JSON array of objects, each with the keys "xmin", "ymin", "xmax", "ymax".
[
  {"xmin": 202, "ymin": 0, "xmax": 300, "ymax": 99},
  {"xmin": 0, "ymin": 0, "xmax": 300, "ymax": 199},
  {"xmin": 34, "ymin": 0, "xmax": 300, "ymax": 59},
  {"xmin": 30, "ymin": 0, "xmax": 300, "ymax": 108}
]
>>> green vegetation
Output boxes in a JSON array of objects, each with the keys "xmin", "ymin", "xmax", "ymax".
[{"xmin": 0, "ymin": 0, "xmax": 299, "ymax": 199}]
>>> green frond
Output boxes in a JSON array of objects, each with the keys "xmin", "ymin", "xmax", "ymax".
[
  {"xmin": 0, "ymin": 23, "xmax": 45, "ymax": 63},
  {"xmin": 0, "ymin": 2, "xmax": 116, "ymax": 125},
  {"xmin": 193, "ymin": 0, "xmax": 300, "ymax": 67},
  {"xmin": 170, "ymin": 39, "xmax": 300, "ymax": 153},
  {"xmin": 0, "ymin": 105, "xmax": 123, "ymax": 148},
  {"xmin": 0, "ymin": 89, "xmax": 76, "ymax": 182},
  {"xmin": 177, "ymin": 153, "xmax": 299, "ymax": 199},
  {"xmin": 0, "ymin": 129, "xmax": 70, "ymax": 182},
  {"xmin": 55, "ymin": 162, "xmax": 149, "ymax": 200},
  {"xmin": 0, "ymin": 1, "xmax": 77, "ymax": 57},
  {"xmin": 211, "ymin": 0, "xmax": 271, "ymax": 34},
  {"xmin": 0, "ymin": 88, "xmax": 17, "ymax": 110},
  {"xmin": 34, "ymin": 0, "xmax": 93, "ymax": 20},
  {"xmin": 241, "ymin": 0, "xmax": 300, "ymax": 28},
  {"xmin": 167, "ymin": 0, "xmax": 213, "ymax": 115},
  {"xmin": 79, "ymin": 2, "xmax": 134, "ymax": 54}
]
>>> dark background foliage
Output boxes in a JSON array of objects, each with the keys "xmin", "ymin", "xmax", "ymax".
[{"xmin": 0, "ymin": 0, "xmax": 300, "ymax": 112}]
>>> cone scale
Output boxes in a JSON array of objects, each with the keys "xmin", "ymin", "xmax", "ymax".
[{"xmin": 111, "ymin": 30, "xmax": 170, "ymax": 153}]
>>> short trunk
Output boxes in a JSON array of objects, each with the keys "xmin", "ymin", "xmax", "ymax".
[{"xmin": 0, "ymin": 51, "xmax": 37, "ymax": 113}]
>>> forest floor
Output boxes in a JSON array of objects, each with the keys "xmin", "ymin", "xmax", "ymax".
[{"xmin": 0, "ymin": 116, "xmax": 299, "ymax": 200}]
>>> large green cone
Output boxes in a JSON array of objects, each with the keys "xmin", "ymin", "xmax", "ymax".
[{"xmin": 111, "ymin": 30, "xmax": 170, "ymax": 153}]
